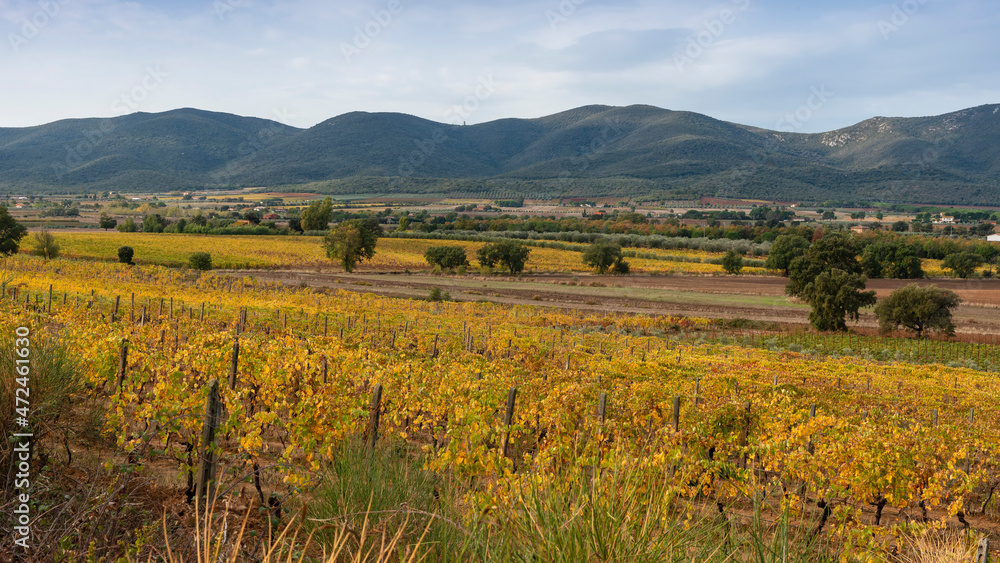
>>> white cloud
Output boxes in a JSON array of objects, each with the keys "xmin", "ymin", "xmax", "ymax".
[{"xmin": 0, "ymin": 0, "xmax": 996, "ymax": 132}]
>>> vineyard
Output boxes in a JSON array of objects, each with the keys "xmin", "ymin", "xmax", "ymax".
[
  {"xmin": 51, "ymin": 232, "xmax": 769, "ymax": 274},
  {"xmin": 2, "ymin": 253, "xmax": 998, "ymax": 560},
  {"xmin": 45, "ymin": 231, "xmax": 965, "ymax": 279}
]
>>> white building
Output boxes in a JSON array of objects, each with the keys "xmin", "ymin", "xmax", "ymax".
[{"xmin": 988, "ymin": 234, "xmax": 1000, "ymax": 242}]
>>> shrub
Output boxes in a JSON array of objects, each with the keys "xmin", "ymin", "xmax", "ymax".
[
  {"xmin": 942, "ymin": 251, "xmax": 983, "ymax": 279},
  {"xmin": 428, "ymin": 287, "xmax": 450, "ymax": 302},
  {"xmin": 31, "ymin": 230, "xmax": 60, "ymax": 259},
  {"xmin": 611, "ymin": 258, "xmax": 630, "ymax": 275},
  {"xmin": 424, "ymin": 245, "xmax": 468, "ymax": 270},
  {"xmin": 98, "ymin": 213, "xmax": 117, "ymax": 230},
  {"xmin": 188, "ymin": 252, "xmax": 212, "ymax": 270},
  {"xmin": 721, "ymin": 249, "xmax": 743, "ymax": 275},
  {"xmin": 477, "ymin": 240, "xmax": 530, "ymax": 274},
  {"xmin": 117, "ymin": 246, "xmax": 134, "ymax": 265},
  {"xmin": 117, "ymin": 217, "xmax": 138, "ymax": 232}
]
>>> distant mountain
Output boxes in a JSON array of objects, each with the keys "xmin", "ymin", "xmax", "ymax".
[
  {"xmin": 0, "ymin": 108, "xmax": 300, "ymax": 192},
  {"xmin": 2, "ymin": 104, "xmax": 999, "ymax": 205}
]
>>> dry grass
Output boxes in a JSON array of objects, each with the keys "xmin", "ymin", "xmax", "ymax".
[
  {"xmin": 131, "ymin": 496, "xmax": 429, "ymax": 563},
  {"xmin": 896, "ymin": 529, "xmax": 979, "ymax": 563}
]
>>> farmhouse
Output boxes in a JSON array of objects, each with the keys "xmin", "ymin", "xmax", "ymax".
[{"xmin": 850, "ymin": 225, "xmax": 870, "ymax": 234}]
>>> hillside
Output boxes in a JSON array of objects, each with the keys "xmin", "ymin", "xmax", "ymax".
[
  {"xmin": 0, "ymin": 108, "xmax": 301, "ymax": 192},
  {"xmin": 2, "ymin": 104, "xmax": 999, "ymax": 204}
]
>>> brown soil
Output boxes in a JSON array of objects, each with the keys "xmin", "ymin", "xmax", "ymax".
[{"xmin": 228, "ymin": 270, "xmax": 1000, "ymax": 336}]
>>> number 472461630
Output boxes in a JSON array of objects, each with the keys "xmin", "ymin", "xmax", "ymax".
[{"xmin": 15, "ymin": 327, "xmax": 30, "ymax": 420}]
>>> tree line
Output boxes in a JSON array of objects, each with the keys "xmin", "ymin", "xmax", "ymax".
[{"xmin": 769, "ymin": 232, "xmax": 966, "ymax": 335}]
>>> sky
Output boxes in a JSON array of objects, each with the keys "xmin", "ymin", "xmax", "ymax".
[{"xmin": 1, "ymin": 0, "xmax": 998, "ymax": 133}]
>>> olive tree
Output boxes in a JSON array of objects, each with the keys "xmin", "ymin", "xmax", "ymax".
[
  {"xmin": 424, "ymin": 245, "xmax": 468, "ymax": 270},
  {"xmin": 323, "ymin": 217, "xmax": 381, "ymax": 272},
  {"xmin": 582, "ymin": 241, "xmax": 628, "ymax": 274},
  {"xmin": 0, "ymin": 207, "xmax": 27, "ymax": 255},
  {"xmin": 787, "ymin": 233, "xmax": 875, "ymax": 331},
  {"xmin": 477, "ymin": 239, "xmax": 531, "ymax": 274},
  {"xmin": 875, "ymin": 284, "xmax": 961, "ymax": 337}
]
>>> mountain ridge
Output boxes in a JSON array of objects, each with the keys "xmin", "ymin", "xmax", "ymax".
[{"xmin": 2, "ymin": 104, "xmax": 999, "ymax": 204}]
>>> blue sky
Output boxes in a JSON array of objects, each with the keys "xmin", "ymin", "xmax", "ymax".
[{"xmin": 2, "ymin": 0, "xmax": 998, "ymax": 132}]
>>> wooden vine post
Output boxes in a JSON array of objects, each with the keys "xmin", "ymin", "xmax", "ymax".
[
  {"xmin": 229, "ymin": 337, "xmax": 240, "ymax": 390},
  {"xmin": 739, "ymin": 401, "xmax": 751, "ymax": 469},
  {"xmin": 807, "ymin": 404, "xmax": 817, "ymax": 455},
  {"xmin": 672, "ymin": 396, "xmax": 681, "ymax": 433},
  {"xmin": 196, "ymin": 379, "xmax": 222, "ymax": 503},
  {"xmin": 966, "ymin": 408, "xmax": 975, "ymax": 474},
  {"xmin": 975, "ymin": 538, "xmax": 989, "ymax": 563},
  {"xmin": 366, "ymin": 384, "xmax": 383, "ymax": 453},
  {"xmin": 115, "ymin": 340, "xmax": 129, "ymax": 392},
  {"xmin": 502, "ymin": 387, "xmax": 518, "ymax": 459},
  {"xmin": 597, "ymin": 392, "xmax": 608, "ymax": 466}
]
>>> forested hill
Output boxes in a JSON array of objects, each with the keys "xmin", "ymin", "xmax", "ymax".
[{"xmin": 2, "ymin": 104, "xmax": 1000, "ymax": 205}]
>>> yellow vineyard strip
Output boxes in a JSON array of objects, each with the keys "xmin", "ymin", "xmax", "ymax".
[
  {"xmin": 46, "ymin": 232, "xmax": 768, "ymax": 274},
  {"xmin": 5, "ymin": 253, "xmax": 998, "ymax": 557}
]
